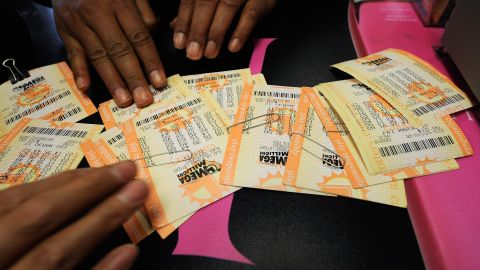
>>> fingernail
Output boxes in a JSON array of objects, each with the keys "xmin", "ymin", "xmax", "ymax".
[
  {"xmin": 204, "ymin": 41, "xmax": 217, "ymax": 59},
  {"xmin": 117, "ymin": 180, "xmax": 148, "ymax": 204},
  {"xmin": 75, "ymin": 76, "xmax": 87, "ymax": 90},
  {"xmin": 133, "ymin": 87, "xmax": 152, "ymax": 107},
  {"xmin": 174, "ymin": 32, "xmax": 186, "ymax": 49},
  {"xmin": 149, "ymin": 70, "xmax": 165, "ymax": 88},
  {"xmin": 187, "ymin": 41, "xmax": 201, "ymax": 60},
  {"xmin": 113, "ymin": 88, "xmax": 132, "ymax": 107},
  {"xmin": 110, "ymin": 161, "xmax": 136, "ymax": 183},
  {"xmin": 229, "ymin": 38, "xmax": 241, "ymax": 52}
]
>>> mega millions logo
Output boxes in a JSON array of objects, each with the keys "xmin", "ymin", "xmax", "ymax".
[
  {"xmin": 321, "ymin": 153, "xmax": 344, "ymax": 170},
  {"xmin": 15, "ymin": 76, "xmax": 52, "ymax": 106},
  {"xmin": 259, "ymin": 151, "xmax": 288, "ymax": 166},
  {"xmin": 177, "ymin": 160, "xmax": 221, "ymax": 184},
  {"xmin": 358, "ymin": 54, "xmax": 392, "ymax": 66}
]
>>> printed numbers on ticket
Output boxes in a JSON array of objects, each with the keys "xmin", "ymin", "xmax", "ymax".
[
  {"xmin": 121, "ymin": 92, "xmax": 237, "ymax": 228},
  {"xmin": 183, "ymin": 69, "xmax": 255, "ymax": 122},
  {"xmin": 218, "ymin": 83, "xmax": 331, "ymax": 196},
  {"xmin": 98, "ymin": 75, "xmax": 193, "ymax": 129},
  {"xmin": 80, "ymin": 128, "xmax": 192, "ymax": 241},
  {"xmin": 0, "ymin": 118, "xmax": 102, "ymax": 184},
  {"xmin": 317, "ymin": 79, "xmax": 472, "ymax": 174},
  {"xmin": 332, "ymin": 49, "xmax": 474, "ymax": 126}
]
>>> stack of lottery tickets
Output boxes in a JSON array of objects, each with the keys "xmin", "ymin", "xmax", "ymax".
[{"xmin": 0, "ymin": 49, "xmax": 474, "ymax": 243}]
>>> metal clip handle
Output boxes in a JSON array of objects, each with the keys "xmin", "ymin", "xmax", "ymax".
[
  {"xmin": 2, "ymin": 58, "xmax": 30, "ymax": 84},
  {"xmin": 129, "ymin": 150, "xmax": 193, "ymax": 168},
  {"xmin": 289, "ymin": 132, "xmax": 344, "ymax": 169},
  {"xmin": 227, "ymin": 113, "xmax": 281, "ymax": 133}
]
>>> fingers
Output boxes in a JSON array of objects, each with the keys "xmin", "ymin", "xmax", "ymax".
[
  {"xmin": 83, "ymin": 5, "xmax": 153, "ymax": 108},
  {"xmin": 12, "ymin": 180, "xmax": 148, "ymax": 270},
  {"xmin": 229, "ymin": 0, "xmax": 268, "ymax": 53},
  {"xmin": 61, "ymin": 13, "xmax": 134, "ymax": 107},
  {"xmin": 186, "ymin": 0, "xmax": 219, "ymax": 60},
  {"xmin": 173, "ymin": 0, "xmax": 195, "ymax": 49},
  {"xmin": 92, "ymin": 244, "xmax": 138, "ymax": 270},
  {"xmin": 0, "ymin": 161, "xmax": 136, "ymax": 269},
  {"xmin": 56, "ymin": 18, "xmax": 90, "ymax": 92},
  {"xmin": 115, "ymin": 0, "xmax": 167, "ymax": 89},
  {"xmin": 0, "ymin": 168, "xmax": 93, "ymax": 216},
  {"xmin": 204, "ymin": 0, "xmax": 244, "ymax": 58}
]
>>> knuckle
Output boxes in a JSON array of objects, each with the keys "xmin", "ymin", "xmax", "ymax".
[
  {"xmin": 128, "ymin": 31, "xmax": 152, "ymax": 47},
  {"xmin": 87, "ymin": 47, "xmax": 109, "ymax": 63},
  {"xmin": 67, "ymin": 48, "xmax": 84, "ymax": 60},
  {"xmin": 106, "ymin": 41, "xmax": 133, "ymax": 59},
  {"xmin": 125, "ymin": 73, "xmax": 143, "ymax": 84},
  {"xmin": 20, "ymin": 200, "xmax": 54, "ymax": 234},
  {"xmin": 244, "ymin": 5, "xmax": 260, "ymax": 19},
  {"xmin": 34, "ymin": 244, "xmax": 68, "ymax": 268},
  {"xmin": 197, "ymin": 0, "xmax": 217, "ymax": 5},
  {"xmin": 220, "ymin": 0, "xmax": 240, "ymax": 9}
]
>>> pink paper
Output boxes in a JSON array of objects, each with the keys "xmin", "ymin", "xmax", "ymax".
[{"xmin": 353, "ymin": 2, "xmax": 480, "ymax": 269}]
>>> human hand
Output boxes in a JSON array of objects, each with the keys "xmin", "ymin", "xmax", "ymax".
[
  {"xmin": 53, "ymin": 0, "xmax": 165, "ymax": 108},
  {"xmin": 171, "ymin": 0, "xmax": 277, "ymax": 60},
  {"xmin": 0, "ymin": 161, "xmax": 148, "ymax": 270}
]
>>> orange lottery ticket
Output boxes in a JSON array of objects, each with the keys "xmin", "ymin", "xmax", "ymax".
[
  {"xmin": 120, "ymin": 92, "xmax": 237, "ymax": 228},
  {"xmin": 0, "ymin": 62, "xmax": 97, "ymax": 137},
  {"xmin": 80, "ymin": 128, "xmax": 193, "ymax": 241},
  {"xmin": 0, "ymin": 118, "xmax": 102, "ymax": 185}
]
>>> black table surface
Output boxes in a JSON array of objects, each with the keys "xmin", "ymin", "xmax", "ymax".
[{"xmin": 1, "ymin": 1, "xmax": 425, "ymax": 269}]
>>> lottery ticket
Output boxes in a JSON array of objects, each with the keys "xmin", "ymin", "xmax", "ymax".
[
  {"xmin": 0, "ymin": 62, "xmax": 97, "ymax": 137},
  {"xmin": 218, "ymin": 84, "xmax": 331, "ymax": 196},
  {"xmin": 80, "ymin": 128, "xmax": 193, "ymax": 240},
  {"xmin": 332, "ymin": 48, "xmax": 473, "ymax": 126},
  {"xmin": 183, "ymin": 69, "xmax": 255, "ymax": 122},
  {"xmin": 120, "ymin": 92, "xmax": 237, "ymax": 228},
  {"xmin": 0, "ymin": 118, "xmax": 102, "ymax": 185},
  {"xmin": 317, "ymin": 79, "xmax": 472, "ymax": 174},
  {"xmin": 283, "ymin": 89, "xmax": 455, "ymax": 207},
  {"xmin": 98, "ymin": 75, "xmax": 192, "ymax": 129}
]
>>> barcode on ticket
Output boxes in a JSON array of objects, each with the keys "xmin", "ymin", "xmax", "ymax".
[
  {"xmin": 107, "ymin": 133, "xmax": 124, "ymax": 145},
  {"xmin": 253, "ymin": 91, "xmax": 300, "ymax": 99},
  {"xmin": 135, "ymin": 98, "xmax": 201, "ymax": 127},
  {"xmin": 23, "ymin": 126, "xmax": 88, "ymax": 138},
  {"xmin": 6, "ymin": 91, "xmax": 71, "ymax": 125},
  {"xmin": 412, "ymin": 94, "xmax": 465, "ymax": 116},
  {"xmin": 378, "ymin": 135, "xmax": 455, "ymax": 157},
  {"xmin": 184, "ymin": 73, "xmax": 240, "ymax": 84},
  {"xmin": 52, "ymin": 106, "xmax": 81, "ymax": 121}
]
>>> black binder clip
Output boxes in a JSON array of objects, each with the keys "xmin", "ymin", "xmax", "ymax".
[{"xmin": 2, "ymin": 58, "xmax": 30, "ymax": 84}]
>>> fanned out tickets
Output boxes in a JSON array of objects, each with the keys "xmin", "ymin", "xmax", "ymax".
[
  {"xmin": 80, "ymin": 128, "xmax": 192, "ymax": 242},
  {"xmin": 0, "ymin": 62, "xmax": 97, "ymax": 137},
  {"xmin": 0, "ymin": 118, "xmax": 102, "ymax": 185},
  {"xmin": 120, "ymin": 92, "xmax": 237, "ymax": 228},
  {"xmin": 98, "ymin": 74, "xmax": 193, "ymax": 129},
  {"xmin": 218, "ymin": 83, "xmax": 332, "ymax": 196},
  {"xmin": 332, "ymin": 48, "xmax": 474, "ymax": 126},
  {"xmin": 317, "ymin": 79, "xmax": 472, "ymax": 174}
]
